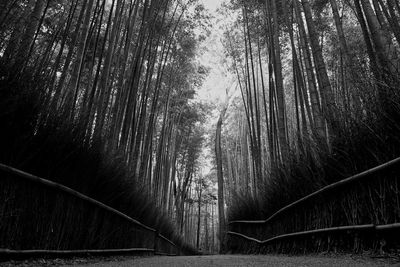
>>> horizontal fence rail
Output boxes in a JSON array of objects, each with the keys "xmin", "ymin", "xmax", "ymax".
[
  {"xmin": 0, "ymin": 163, "xmax": 180, "ymax": 257},
  {"xmin": 229, "ymin": 157, "xmax": 400, "ymax": 226},
  {"xmin": 227, "ymin": 157, "xmax": 400, "ymax": 252},
  {"xmin": 228, "ymin": 223, "xmax": 400, "ymax": 245},
  {"xmin": 0, "ymin": 248, "xmax": 155, "ymax": 258}
]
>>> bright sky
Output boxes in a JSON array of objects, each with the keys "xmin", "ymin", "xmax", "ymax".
[
  {"xmin": 201, "ymin": 0, "xmax": 223, "ymax": 11},
  {"xmin": 197, "ymin": 0, "xmax": 231, "ymax": 104},
  {"xmin": 196, "ymin": 0, "xmax": 233, "ymax": 175}
]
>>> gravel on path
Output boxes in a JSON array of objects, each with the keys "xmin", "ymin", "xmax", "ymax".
[{"xmin": 57, "ymin": 254, "xmax": 399, "ymax": 267}]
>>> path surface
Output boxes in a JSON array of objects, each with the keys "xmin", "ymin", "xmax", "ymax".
[{"xmin": 61, "ymin": 255, "xmax": 398, "ymax": 267}]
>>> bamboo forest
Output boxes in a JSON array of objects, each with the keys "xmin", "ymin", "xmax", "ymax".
[{"xmin": 0, "ymin": 0, "xmax": 400, "ymax": 263}]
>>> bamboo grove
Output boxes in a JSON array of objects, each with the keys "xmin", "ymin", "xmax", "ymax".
[
  {"xmin": 0, "ymin": 0, "xmax": 214, "ymax": 250},
  {"xmin": 220, "ymin": 0, "xmax": 400, "ymax": 221}
]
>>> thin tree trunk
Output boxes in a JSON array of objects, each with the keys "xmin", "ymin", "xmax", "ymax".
[
  {"xmin": 204, "ymin": 201, "xmax": 209, "ymax": 252},
  {"xmin": 270, "ymin": 0, "xmax": 288, "ymax": 159},
  {"xmin": 330, "ymin": 0, "xmax": 350, "ymax": 60},
  {"xmin": 12, "ymin": 0, "xmax": 46, "ymax": 74},
  {"xmin": 360, "ymin": 0, "xmax": 398, "ymax": 79},
  {"xmin": 354, "ymin": 0, "xmax": 381, "ymax": 80},
  {"xmin": 196, "ymin": 180, "xmax": 202, "ymax": 249},
  {"xmin": 294, "ymin": 0, "xmax": 326, "ymax": 140},
  {"xmin": 380, "ymin": 0, "xmax": 400, "ymax": 45},
  {"xmin": 52, "ymin": 0, "xmax": 88, "ymax": 110},
  {"xmin": 215, "ymin": 104, "xmax": 227, "ymax": 253},
  {"xmin": 302, "ymin": 0, "xmax": 335, "ymax": 140}
]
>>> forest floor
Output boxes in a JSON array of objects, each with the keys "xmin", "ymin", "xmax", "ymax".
[
  {"xmin": 65, "ymin": 254, "xmax": 399, "ymax": 267},
  {"xmin": 2, "ymin": 254, "xmax": 398, "ymax": 267}
]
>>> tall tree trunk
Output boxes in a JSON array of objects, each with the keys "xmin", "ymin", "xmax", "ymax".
[
  {"xmin": 330, "ymin": 0, "xmax": 350, "ymax": 60},
  {"xmin": 301, "ymin": 0, "xmax": 335, "ymax": 140},
  {"xmin": 204, "ymin": 201, "xmax": 209, "ymax": 252},
  {"xmin": 94, "ymin": 0, "xmax": 121, "ymax": 135},
  {"xmin": 211, "ymin": 202, "xmax": 215, "ymax": 252},
  {"xmin": 379, "ymin": 0, "xmax": 400, "ymax": 45},
  {"xmin": 270, "ymin": 0, "xmax": 288, "ymax": 159},
  {"xmin": 67, "ymin": 0, "xmax": 95, "ymax": 113},
  {"xmin": 354, "ymin": 0, "xmax": 381, "ymax": 80},
  {"xmin": 1, "ymin": 2, "xmax": 34, "ymax": 67},
  {"xmin": 215, "ymin": 104, "xmax": 227, "ymax": 253},
  {"xmin": 196, "ymin": 180, "xmax": 202, "ymax": 249},
  {"xmin": 12, "ymin": 0, "xmax": 46, "ymax": 74},
  {"xmin": 52, "ymin": 0, "xmax": 89, "ymax": 110},
  {"xmin": 360, "ymin": 0, "xmax": 398, "ymax": 81},
  {"xmin": 294, "ymin": 0, "xmax": 326, "ymax": 140}
]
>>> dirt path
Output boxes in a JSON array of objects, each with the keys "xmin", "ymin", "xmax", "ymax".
[{"xmin": 60, "ymin": 254, "xmax": 398, "ymax": 267}]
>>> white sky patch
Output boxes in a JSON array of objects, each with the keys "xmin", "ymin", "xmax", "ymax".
[
  {"xmin": 201, "ymin": 0, "xmax": 224, "ymax": 11},
  {"xmin": 194, "ymin": 0, "xmax": 238, "ymax": 176},
  {"xmin": 197, "ymin": 0, "xmax": 232, "ymax": 104}
]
